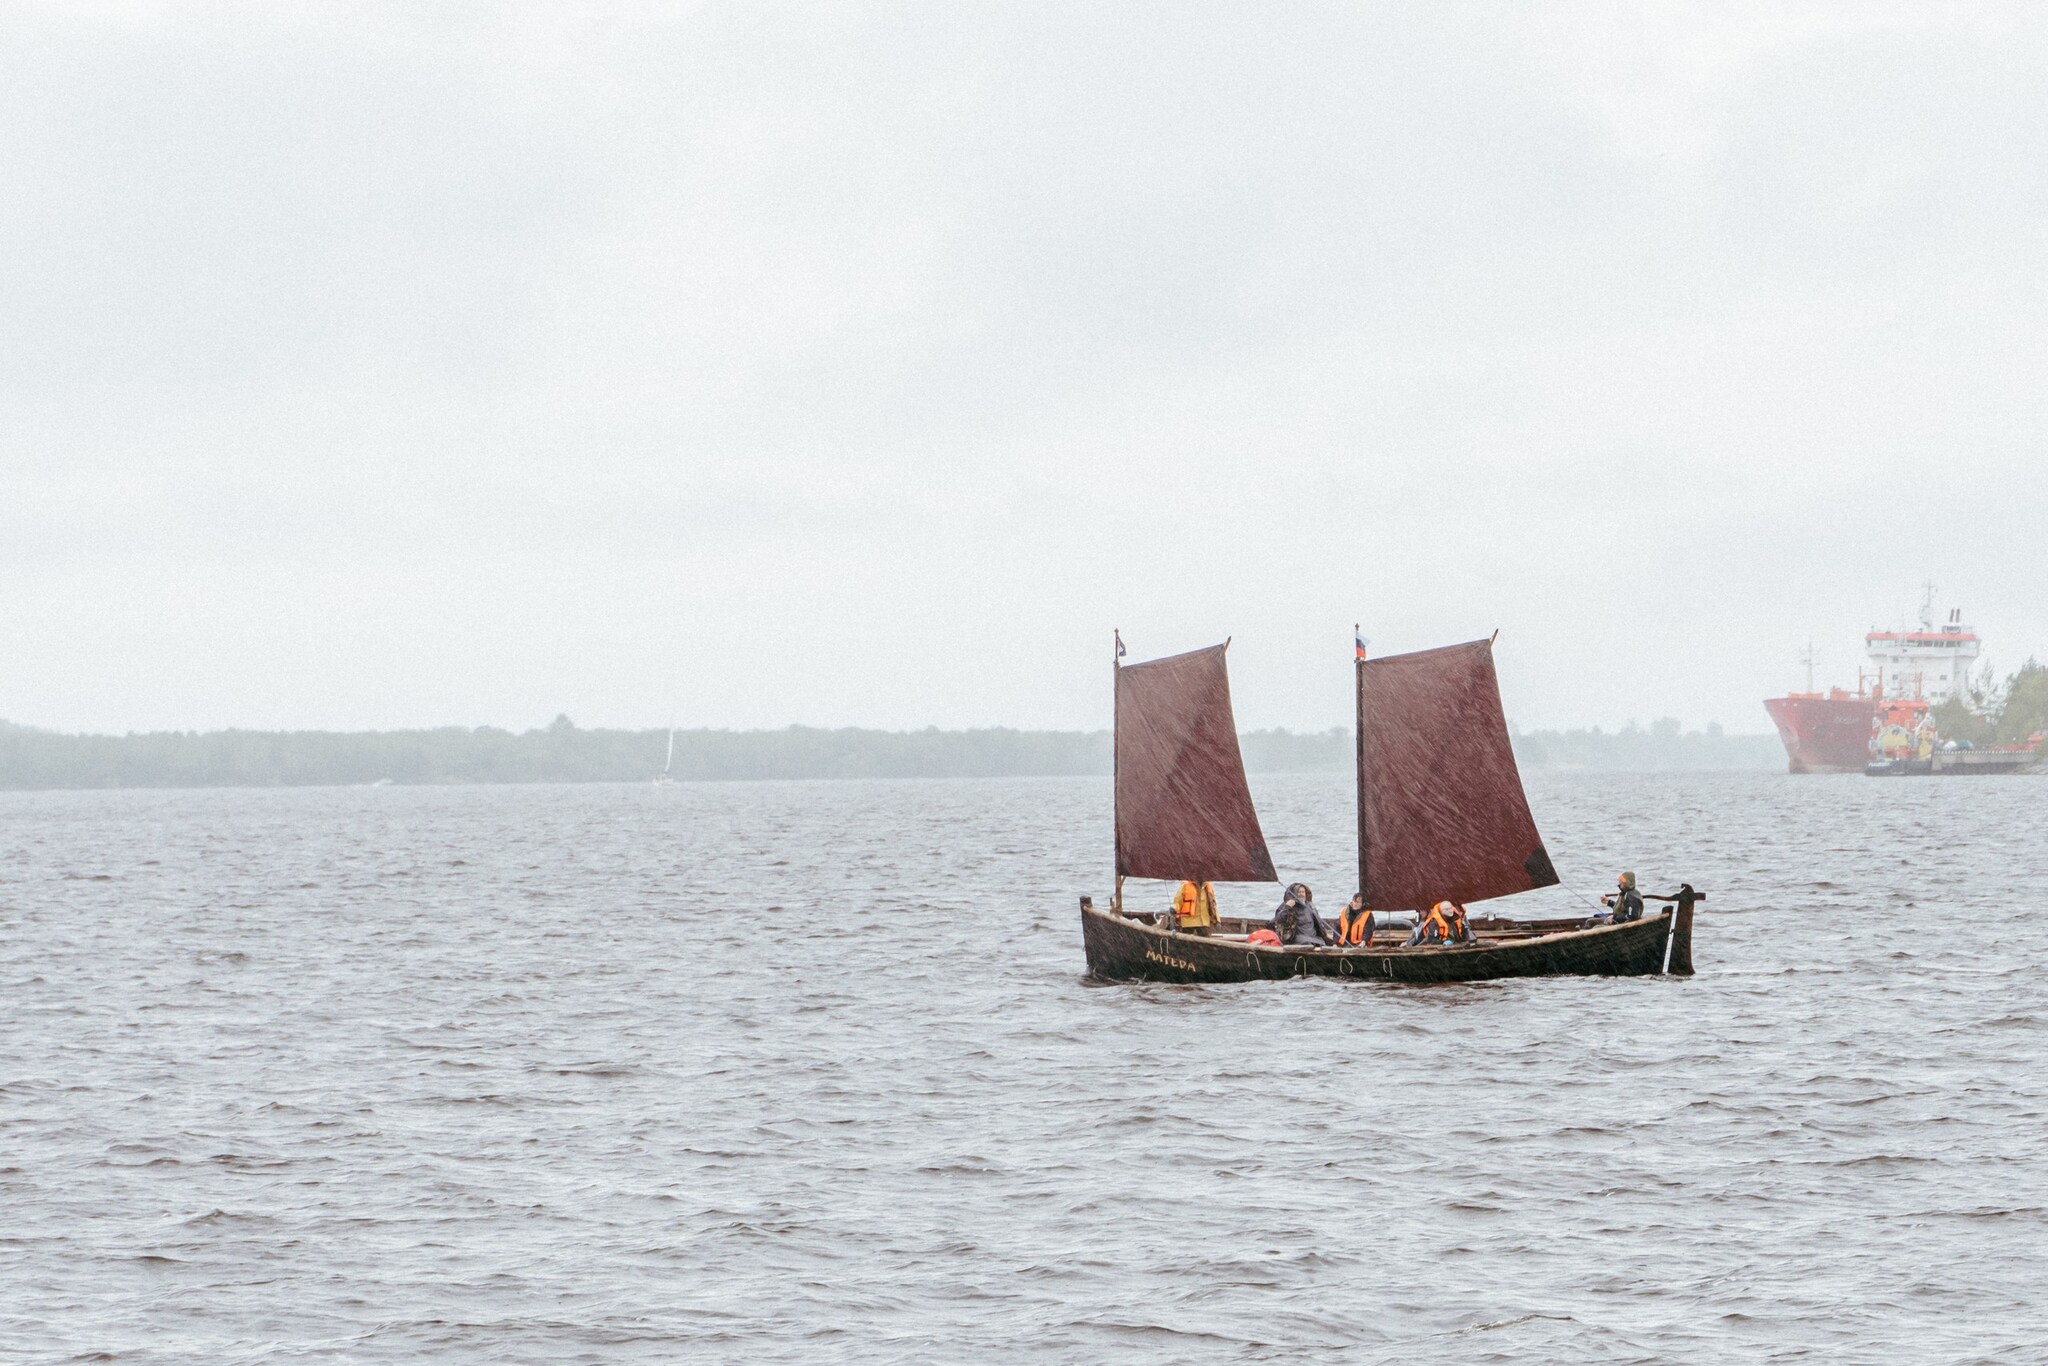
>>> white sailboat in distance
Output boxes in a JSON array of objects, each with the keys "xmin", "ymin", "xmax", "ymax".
[{"xmin": 653, "ymin": 726, "xmax": 675, "ymax": 785}]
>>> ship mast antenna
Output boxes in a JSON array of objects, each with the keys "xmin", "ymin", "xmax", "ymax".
[{"xmin": 1800, "ymin": 640, "xmax": 1818, "ymax": 694}]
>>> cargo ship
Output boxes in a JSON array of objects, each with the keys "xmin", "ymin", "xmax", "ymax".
[
  {"xmin": 1763, "ymin": 687, "xmax": 1879, "ymax": 774},
  {"xmin": 1764, "ymin": 593, "xmax": 1979, "ymax": 774}
]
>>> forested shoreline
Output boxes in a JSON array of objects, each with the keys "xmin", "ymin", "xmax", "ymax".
[{"xmin": 0, "ymin": 716, "xmax": 1787, "ymax": 790}]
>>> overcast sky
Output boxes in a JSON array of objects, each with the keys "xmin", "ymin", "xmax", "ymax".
[{"xmin": 4, "ymin": 2, "xmax": 2044, "ymax": 736}]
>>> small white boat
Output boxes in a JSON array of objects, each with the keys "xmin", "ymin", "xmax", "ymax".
[{"xmin": 653, "ymin": 726, "xmax": 675, "ymax": 785}]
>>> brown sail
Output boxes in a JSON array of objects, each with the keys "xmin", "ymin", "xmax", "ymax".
[
  {"xmin": 1116, "ymin": 644, "xmax": 1277, "ymax": 884},
  {"xmin": 1357, "ymin": 638, "xmax": 1557, "ymax": 911}
]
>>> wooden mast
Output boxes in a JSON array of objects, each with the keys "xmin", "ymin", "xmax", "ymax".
[
  {"xmin": 1112, "ymin": 628, "xmax": 1124, "ymax": 915},
  {"xmin": 1355, "ymin": 623, "xmax": 1368, "ymax": 905}
]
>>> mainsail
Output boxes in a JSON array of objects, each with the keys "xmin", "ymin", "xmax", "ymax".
[
  {"xmin": 1116, "ymin": 643, "xmax": 1277, "ymax": 884},
  {"xmin": 1356, "ymin": 638, "xmax": 1557, "ymax": 911}
]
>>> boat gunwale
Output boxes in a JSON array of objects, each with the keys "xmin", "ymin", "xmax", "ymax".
[
  {"xmin": 1086, "ymin": 899, "xmax": 1675, "ymax": 959},
  {"xmin": 1079, "ymin": 895, "xmax": 1695, "ymax": 982}
]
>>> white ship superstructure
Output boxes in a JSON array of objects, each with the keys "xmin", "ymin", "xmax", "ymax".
[{"xmin": 1864, "ymin": 591, "xmax": 1979, "ymax": 704}]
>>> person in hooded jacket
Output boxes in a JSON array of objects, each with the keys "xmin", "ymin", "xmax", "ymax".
[
  {"xmin": 1600, "ymin": 872, "xmax": 1644, "ymax": 924},
  {"xmin": 1270, "ymin": 882, "xmax": 1336, "ymax": 946}
]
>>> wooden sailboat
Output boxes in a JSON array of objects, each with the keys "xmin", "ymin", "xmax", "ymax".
[{"xmin": 1079, "ymin": 636, "xmax": 1702, "ymax": 983}]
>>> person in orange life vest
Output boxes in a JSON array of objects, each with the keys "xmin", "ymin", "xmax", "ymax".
[
  {"xmin": 1335, "ymin": 893, "xmax": 1375, "ymax": 946},
  {"xmin": 1406, "ymin": 901, "xmax": 1449, "ymax": 946},
  {"xmin": 1446, "ymin": 901, "xmax": 1472, "ymax": 943},
  {"xmin": 1406, "ymin": 899, "xmax": 1472, "ymax": 946},
  {"xmin": 1171, "ymin": 880, "xmax": 1218, "ymax": 935}
]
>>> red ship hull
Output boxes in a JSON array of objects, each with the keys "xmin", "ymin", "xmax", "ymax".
[{"xmin": 1764, "ymin": 695, "xmax": 1876, "ymax": 773}]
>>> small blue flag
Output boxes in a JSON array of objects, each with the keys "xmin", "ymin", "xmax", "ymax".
[{"xmin": 1115, "ymin": 630, "xmax": 1127, "ymax": 660}]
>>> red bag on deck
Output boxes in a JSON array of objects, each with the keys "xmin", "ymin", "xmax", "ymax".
[{"xmin": 1246, "ymin": 929, "xmax": 1281, "ymax": 946}]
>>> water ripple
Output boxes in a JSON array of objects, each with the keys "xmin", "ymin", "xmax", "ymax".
[{"xmin": 2, "ymin": 772, "xmax": 2045, "ymax": 1361}]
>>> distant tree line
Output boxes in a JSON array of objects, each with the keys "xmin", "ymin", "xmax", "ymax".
[
  {"xmin": 0, "ymin": 716, "xmax": 1108, "ymax": 788},
  {"xmin": 1930, "ymin": 659, "xmax": 2048, "ymax": 749},
  {"xmin": 0, "ymin": 713, "xmax": 1788, "ymax": 790}
]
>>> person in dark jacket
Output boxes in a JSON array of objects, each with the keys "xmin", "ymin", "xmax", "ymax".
[
  {"xmin": 1601, "ymin": 871, "xmax": 1644, "ymax": 924},
  {"xmin": 1270, "ymin": 882, "xmax": 1336, "ymax": 946}
]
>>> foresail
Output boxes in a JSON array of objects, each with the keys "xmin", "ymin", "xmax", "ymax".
[
  {"xmin": 1116, "ymin": 644, "xmax": 1277, "ymax": 884},
  {"xmin": 1359, "ymin": 639, "xmax": 1557, "ymax": 911}
]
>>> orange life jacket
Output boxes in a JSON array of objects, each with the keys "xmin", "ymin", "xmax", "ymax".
[
  {"xmin": 1338, "ymin": 907, "xmax": 1372, "ymax": 945},
  {"xmin": 1418, "ymin": 902, "xmax": 1454, "ymax": 944},
  {"xmin": 1174, "ymin": 881, "xmax": 1215, "ymax": 923}
]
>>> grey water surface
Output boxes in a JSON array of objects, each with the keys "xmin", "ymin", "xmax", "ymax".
[{"xmin": 4, "ymin": 772, "xmax": 2045, "ymax": 1363}]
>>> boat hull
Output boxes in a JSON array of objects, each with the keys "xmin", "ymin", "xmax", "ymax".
[
  {"xmin": 1080, "ymin": 899, "xmax": 1693, "ymax": 984},
  {"xmin": 1868, "ymin": 750, "xmax": 2038, "ymax": 777},
  {"xmin": 1763, "ymin": 695, "xmax": 1875, "ymax": 774}
]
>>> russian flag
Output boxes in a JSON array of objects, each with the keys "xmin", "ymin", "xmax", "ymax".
[{"xmin": 1355, "ymin": 630, "xmax": 1369, "ymax": 661}]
